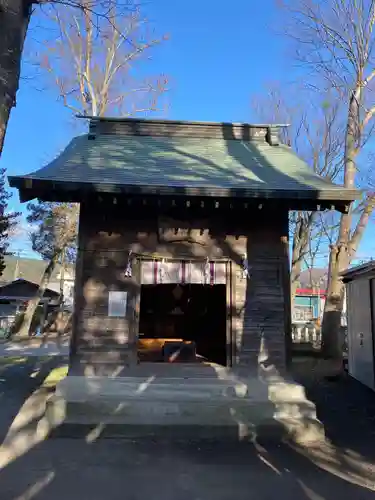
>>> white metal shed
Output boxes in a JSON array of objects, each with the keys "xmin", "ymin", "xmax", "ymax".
[{"xmin": 342, "ymin": 262, "xmax": 375, "ymax": 391}]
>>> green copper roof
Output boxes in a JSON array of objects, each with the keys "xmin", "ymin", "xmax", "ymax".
[{"xmin": 9, "ymin": 133, "xmax": 359, "ymax": 202}]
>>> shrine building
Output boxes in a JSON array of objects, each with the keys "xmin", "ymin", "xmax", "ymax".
[{"xmin": 9, "ymin": 117, "xmax": 359, "ymax": 440}]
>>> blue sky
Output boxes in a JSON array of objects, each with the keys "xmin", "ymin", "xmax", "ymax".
[{"xmin": 1, "ymin": 0, "xmax": 375, "ymax": 263}]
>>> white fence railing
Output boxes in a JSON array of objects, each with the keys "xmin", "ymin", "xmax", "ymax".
[
  {"xmin": 292, "ymin": 323, "xmax": 321, "ymax": 345},
  {"xmin": 291, "ymin": 322, "xmax": 348, "ymax": 353}
]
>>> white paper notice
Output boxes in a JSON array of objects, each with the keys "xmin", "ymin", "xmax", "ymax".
[{"xmin": 108, "ymin": 291, "xmax": 127, "ymax": 317}]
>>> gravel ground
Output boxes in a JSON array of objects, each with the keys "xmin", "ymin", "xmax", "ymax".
[{"xmin": 0, "ymin": 358, "xmax": 374, "ymax": 500}]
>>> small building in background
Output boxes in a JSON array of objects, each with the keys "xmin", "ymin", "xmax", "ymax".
[
  {"xmin": 291, "ymin": 269, "xmax": 348, "ymax": 349},
  {"xmin": 293, "ymin": 287, "xmax": 326, "ymax": 323},
  {"xmin": 0, "ymin": 278, "xmax": 61, "ymax": 336},
  {"xmin": 342, "ymin": 262, "xmax": 375, "ymax": 391},
  {"xmin": 0, "ymin": 256, "xmax": 75, "ymax": 309},
  {"xmin": 293, "ymin": 268, "xmax": 328, "ymax": 323}
]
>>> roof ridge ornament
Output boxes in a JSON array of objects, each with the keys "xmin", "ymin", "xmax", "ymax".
[
  {"xmin": 88, "ymin": 120, "xmax": 97, "ymax": 140},
  {"xmin": 266, "ymin": 126, "xmax": 281, "ymax": 146}
]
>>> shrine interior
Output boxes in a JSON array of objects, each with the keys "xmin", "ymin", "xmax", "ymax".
[{"xmin": 138, "ymin": 283, "xmax": 227, "ymax": 365}]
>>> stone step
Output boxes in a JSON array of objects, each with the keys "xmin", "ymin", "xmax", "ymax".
[
  {"xmin": 56, "ymin": 375, "xmax": 315, "ymax": 406},
  {"xmin": 46, "ymin": 396, "xmax": 324, "ymax": 444},
  {"xmin": 47, "ymin": 370, "xmax": 325, "ymax": 445},
  {"xmin": 50, "ymin": 422, "xmax": 288, "ymax": 442},
  {"xmin": 64, "ymin": 398, "xmax": 317, "ymax": 422}
]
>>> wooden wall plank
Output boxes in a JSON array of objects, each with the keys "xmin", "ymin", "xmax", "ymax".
[{"xmin": 71, "ymin": 202, "xmax": 289, "ymax": 375}]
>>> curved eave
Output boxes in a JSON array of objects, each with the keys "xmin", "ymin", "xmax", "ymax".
[{"xmin": 8, "ymin": 175, "xmax": 360, "ymax": 214}]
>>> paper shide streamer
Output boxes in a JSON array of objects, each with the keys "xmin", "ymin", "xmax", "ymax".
[{"xmin": 124, "ymin": 250, "xmax": 133, "ymax": 278}]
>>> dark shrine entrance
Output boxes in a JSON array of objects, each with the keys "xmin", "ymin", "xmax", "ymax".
[{"xmin": 138, "ymin": 283, "xmax": 227, "ymax": 365}]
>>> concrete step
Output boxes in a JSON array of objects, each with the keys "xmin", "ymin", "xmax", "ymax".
[
  {"xmin": 50, "ymin": 422, "xmax": 289, "ymax": 442},
  {"xmin": 55, "ymin": 374, "xmax": 315, "ymax": 406},
  {"xmin": 45, "ymin": 372, "xmax": 324, "ymax": 444},
  {"xmin": 61, "ymin": 399, "xmax": 317, "ymax": 424},
  {"xmin": 46, "ymin": 397, "xmax": 323, "ymax": 444}
]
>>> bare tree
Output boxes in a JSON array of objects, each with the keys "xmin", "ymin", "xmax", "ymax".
[
  {"xmin": 253, "ymin": 84, "xmax": 343, "ymax": 301},
  {"xmin": 0, "ymin": 0, "xmax": 138, "ymax": 157},
  {"xmin": 279, "ymin": 0, "xmax": 375, "ymax": 359},
  {"xmin": 36, "ymin": 0, "xmax": 168, "ymax": 117},
  {"xmin": 16, "ymin": 0, "xmax": 168, "ymax": 336}
]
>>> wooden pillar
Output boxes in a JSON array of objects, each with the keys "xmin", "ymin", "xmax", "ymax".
[
  {"xmin": 69, "ymin": 203, "xmax": 140, "ymax": 376},
  {"xmin": 281, "ymin": 234, "xmax": 292, "ymax": 370},
  {"xmin": 234, "ymin": 216, "xmax": 289, "ymax": 376},
  {"xmin": 68, "ymin": 208, "xmax": 84, "ymax": 374}
]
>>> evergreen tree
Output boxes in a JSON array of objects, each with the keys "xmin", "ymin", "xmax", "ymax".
[
  {"xmin": 16, "ymin": 201, "xmax": 78, "ymax": 336},
  {"xmin": 0, "ymin": 167, "xmax": 19, "ymax": 276}
]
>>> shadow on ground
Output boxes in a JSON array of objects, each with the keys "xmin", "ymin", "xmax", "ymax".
[
  {"xmin": 0, "ymin": 357, "xmax": 374, "ymax": 499},
  {"xmin": 0, "ymin": 356, "xmax": 67, "ymax": 444},
  {"xmin": 294, "ymin": 364, "xmax": 375, "ymax": 463}
]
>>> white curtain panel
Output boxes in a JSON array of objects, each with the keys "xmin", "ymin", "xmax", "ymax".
[{"xmin": 140, "ymin": 260, "xmax": 226, "ymax": 285}]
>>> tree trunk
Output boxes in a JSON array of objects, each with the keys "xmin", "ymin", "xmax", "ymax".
[
  {"xmin": 321, "ymin": 244, "xmax": 349, "ymax": 358},
  {"xmin": 290, "ymin": 213, "xmax": 310, "ymax": 302},
  {"xmin": 0, "ymin": 0, "xmax": 32, "ymax": 156},
  {"xmin": 321, "ymin": 200, "xmax": 374, "ymax": 358},
  {"xmin": 321, "ymin": 90, "xmax": 359, "ymax": 359},
  {"xmin": 17, "ymin": 253, "xmax": 60, "ymax": 337},
  {"xmin": 290, "ymin": 244, "xmax": 304, "ymax": 303}
]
